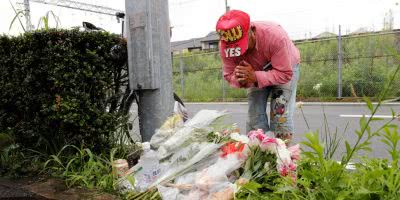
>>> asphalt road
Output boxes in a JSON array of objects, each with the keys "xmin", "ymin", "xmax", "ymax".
[{"xmin": 186, "ymin": 102, "xmax": 400, "ymax": 159}]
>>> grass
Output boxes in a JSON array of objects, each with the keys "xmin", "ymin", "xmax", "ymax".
[{"xmin": 43, "ymin": 145, "xmax": 121, "ymax": 193}]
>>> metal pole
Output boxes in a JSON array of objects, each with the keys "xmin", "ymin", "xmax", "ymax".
[
  {"xmin": 126, "ymin": 0, "xmax": 174, "ymax": 141},
  {"xmin": 223, "ymin": 0, "xmax": 228, "ymax": 101},
  {"xmin": 121, "ymin": 20, "xmax": 125, "ymax": 37},
  {"xmin": 23, "ymin": 0, "xmax": 32, "ymax": 31},
  {"xmin": 337, "ymin": 25, "xmax": 343, "ymax": 99},
  {"xmin": 180, "ymin": 52, "xmax": 185, "ymax": 98},
  {"xmin": 225, "ymin": 0, "xmax": 229, "ymax": 12},
  {"xmin": 222, "ymin": 68, "xmax": 226, "ymax": 101}
]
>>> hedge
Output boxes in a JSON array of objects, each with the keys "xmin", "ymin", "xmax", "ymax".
[{"xmin": 0, "ymin": 29, "xmax": 134, "ymax": 154}]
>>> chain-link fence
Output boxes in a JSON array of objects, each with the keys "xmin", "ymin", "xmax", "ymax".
[{"xmin": 172, "ymin": 31, "xmax": 400, "ymax": 102}]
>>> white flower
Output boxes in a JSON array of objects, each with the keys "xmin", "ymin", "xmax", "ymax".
[
  {"xmin": 248, "ymin": 137, "xmax": 260, "ymax": 147},
  {"xmin": 260, "ymin": 138, "xmax": 278, "ymax": 153},
  {"xmin": 276, "ymin": 147, "xmax": 292, "ymax": 167},
  {"xmin": 296, "ymin": 101, "xmax": 304, "ymax": 109},
  {"xmin": 214, "ymin": 132, "xmax": 222, "ymax": 137},
  {"xmin": 276, "ymin": 148, "xmax": 292, "ymax": 177},
  {"xmin": 276, "ymin": 138, "xmax": 286, "ymax": 148},
  {"xmin": 230, "ymin": 132, "xmax": 249, "ymax": 144},
  {"xmin": 264, "ymin": 162, "xmax": 270, "ymax": 171},
  {"xmin": 313, "ymin": 83, "xmax": 322, "ymax": 91}
]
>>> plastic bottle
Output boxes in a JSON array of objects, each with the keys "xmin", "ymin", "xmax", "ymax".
[{"xmin": 134, "ymin": 142, "xmax": 162, "ymax": 192}]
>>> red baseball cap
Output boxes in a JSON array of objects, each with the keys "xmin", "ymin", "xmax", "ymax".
[{"xmin": 216, "ymin": 10, "xmax": 250, "ymax": 58}]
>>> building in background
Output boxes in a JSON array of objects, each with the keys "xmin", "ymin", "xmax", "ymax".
[
  {"xmin": 200, "ymin": 31, "xmax": 219, "ymax": 51},
  {"xmin": 171, "ymin": 31, "xmax": 219, "ymax": 54}
]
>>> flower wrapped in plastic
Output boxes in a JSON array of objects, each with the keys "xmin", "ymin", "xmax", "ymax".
[{"xmin": 157, "ymin": 110, "xmax": 227, "ymax": 159}]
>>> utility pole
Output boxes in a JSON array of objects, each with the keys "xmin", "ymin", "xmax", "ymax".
[{"xmin": 126, "ymin": 0, "xmax": 174, "ymax": 141}]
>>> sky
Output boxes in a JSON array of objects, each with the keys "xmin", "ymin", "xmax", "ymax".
[{"xmin": 1, "ymin": 0, "xmax": 400, "ymax": 41}]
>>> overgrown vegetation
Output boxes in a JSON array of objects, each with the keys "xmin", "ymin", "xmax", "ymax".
[
  {"xmin": 172, "ymin": 32, "xmax": 400, "ymax": 101},
  {"xmin": 43, "ymin": 145, "xmax": 122, "ymax": 193},
  {"xmin": 0, "ymin": 30, "xmax": 135, "ymax": 176}
]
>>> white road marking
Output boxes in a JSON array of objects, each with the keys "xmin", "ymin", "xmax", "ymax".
[{"xmin": 340, "ymin": 114, "xmax": 397, "ymax": 118}]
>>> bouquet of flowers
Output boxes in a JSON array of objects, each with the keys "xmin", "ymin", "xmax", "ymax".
[
  {"xmin": 240, "ymin": 129, "xmax": 300, "ymax": 183},
  {"xmin": 122, "ymin": 110, "xmax": 301, "ymax": 200}
]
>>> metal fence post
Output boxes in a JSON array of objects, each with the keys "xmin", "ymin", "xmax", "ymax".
[
  {"xmin": 180, "ymin": 51, "xmax": 185, "ymax": 98},
  {"xmin": 337, "ymin": 25, "xmax": 343, "ymax": 99},
  {"xmin": 222, "ymin": 67, "xmax": 226, "ymax": 101}
]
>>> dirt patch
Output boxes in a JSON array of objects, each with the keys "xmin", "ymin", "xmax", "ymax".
[
  {"xmin": 0, "ymin": 184, "xmax": 48, "ymax": 199},
  {"xmin": 0, "ymin": 178, "xmax": 119, "ymax": 200}
]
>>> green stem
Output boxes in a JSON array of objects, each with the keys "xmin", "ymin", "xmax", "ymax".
[
  {"xmin": 342, "ymin": 64, "xmax": 400, "ymax": 166},
  {"xmin": 300, "ymin": 107, "xmax": 310, "ymax": 130}
]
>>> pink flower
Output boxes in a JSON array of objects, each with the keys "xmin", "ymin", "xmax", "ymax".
[
  {"xmin": 288, "ymin": 161, "xmax": 297, "ymax": 171},
  {"xmin": 260, "ymin": 138, "xmax": 278, "ymax": 153},
  {"xmin": 248, "ymin": 129, "xmax": 266, "ymax": 140},
  {"xmin": 260, "ymin": 137, "xmax": 287, "ymax": 153},
  {"xmin": 247, "ymin": 129, "xmax": 266, "ymax": 146},
  {"xmin": 288, "ymin": 144, "xmax": 301, "ymax": 161},
  {"xmin": 278, "ymin": 165, "xmax": 289, "ymax": 176},
  {"xmin": 278, "ymin": 161, "xmax": 297, "ymax": 177}
]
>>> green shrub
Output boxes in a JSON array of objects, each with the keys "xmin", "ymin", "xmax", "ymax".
[{"xmin": 0, "ymin": 29, "xmax": 132, "ymax": 155}]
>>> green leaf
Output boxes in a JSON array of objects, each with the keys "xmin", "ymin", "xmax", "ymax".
[
  {"xmin": 302, "ymin": 152, "xmax": 317, "ymax": 160},
  {"xmin": 385, "ymin": 124, "xmax": 398, "ymax": 129},
  {"xmin": 9, "ymin": 10, "xmax": 24, "ymax": 31},
  {"xmin": 355, "ymin": 130, "xmax": 363, "ymax": 138},
  {"xmin": 356, "ymin": 187, "xmax": 372, "ymax": 195},
  {"xmin": 370, "ymin": 117, "xmax": 384, "ymax": 121},
  {"xmin": 359, "ymin": 141, "xmax": 372, "ymax": 152},
  {"xmin": 345, "ymin": 141, "xmax": 352, "ymax": 158},
  {"xmin": 241, "ymin": 181, "xmax": 262, "ymax": 192},
  {"xmin": 363, "ymin": 96, "xmax": 374, "ymax": 112},
  {"xmin": 8, "ymin": 0, "xmax": 26, "ymax": 32},
  {"xmin": 366, "ymin": 126, "xmax": 372, "ymax": 138},
  {"xmin": 359, "ymin": 117, "xmax": 368, "ymax": 131}
]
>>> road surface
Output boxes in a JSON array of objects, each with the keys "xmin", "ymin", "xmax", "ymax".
[{"xmin": 186, "ymin": 102, "xmax": 400, "ymax": 159}]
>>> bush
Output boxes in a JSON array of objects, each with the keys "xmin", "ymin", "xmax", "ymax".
[{"xmin": 0, "ymin": 29, "xmax": 133, "ymax": 155}]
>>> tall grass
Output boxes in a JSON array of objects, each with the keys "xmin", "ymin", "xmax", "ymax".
[{"xmin": 44, "ymin": 145, "xmax": 122, "ymax": 193}]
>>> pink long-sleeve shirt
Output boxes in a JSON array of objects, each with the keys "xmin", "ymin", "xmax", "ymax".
[{"xmin": 220, "ymin": 21, "xmax": 300, "ymax": 88}]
